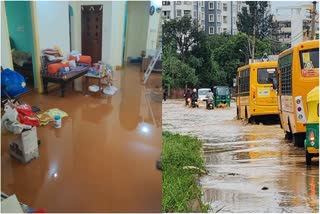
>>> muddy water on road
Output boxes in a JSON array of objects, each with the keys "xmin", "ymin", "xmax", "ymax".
[{"xmin": 163, "ymin": 100, "xmax": 319, "ymax": 213}]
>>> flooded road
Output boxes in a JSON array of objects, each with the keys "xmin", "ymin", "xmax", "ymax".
[{"xmin": 163, "ymin": 99, "xmax": 319, "ymax": 213}]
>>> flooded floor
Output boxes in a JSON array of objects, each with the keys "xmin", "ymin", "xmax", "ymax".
[
  {"xmin": 163, "ymin": 100, "xmax": 319, "ymax": 213},
  {"xmin": 1, "ymin": 65, "xmax": 162, "ymax": 212}
]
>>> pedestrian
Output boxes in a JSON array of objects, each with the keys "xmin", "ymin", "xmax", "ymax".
[{"xmin": 163, "ymin": 89, "xmax": 167, "ymax": 101}]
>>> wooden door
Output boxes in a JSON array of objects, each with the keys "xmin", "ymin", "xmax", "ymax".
[{"xmin": 81, "ymin": 5, "xmax": 103, "ymax": 63}]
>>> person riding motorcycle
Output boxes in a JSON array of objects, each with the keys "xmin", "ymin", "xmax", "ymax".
[
  {"xmin": 184, "ymin": 89, "xmax": 191, "ymax": 106},
  {"xmin": 206, "ymin": 90, "xmax": 214, "ymax": 109},
  {"xmin": 191, "ymin": 88, "xmax": 198, "ymax": 107}
]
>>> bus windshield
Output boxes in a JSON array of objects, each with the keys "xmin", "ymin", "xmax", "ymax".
[
  {"xmin": 216, "ymin": 87, "xmax": 229, "ymax": 95},
  {"xmin": 257, "ymin": 68, "xmax": 277, "ymax": 84}
]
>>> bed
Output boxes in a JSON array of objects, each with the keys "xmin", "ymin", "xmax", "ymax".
[{"xmin": 40, "ymin": 56, "xmax": 90, "ymax": 97}]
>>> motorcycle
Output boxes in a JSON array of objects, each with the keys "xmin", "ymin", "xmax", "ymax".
[
  {"xmin": 207, "ymin": 100, "xmax": 214, "ymax": 110},
  {"xmin": 191, "ymin": 99, "xmax": 199, "ymax": 108}
]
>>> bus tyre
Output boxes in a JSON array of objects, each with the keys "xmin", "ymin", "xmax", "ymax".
[
  {"xmin": 306, "ymin": 150, "xmax": 312, "ymax": 166},
  {"xmin": 285, "ymin": 131, "xmax": 293, "ymax": 140},
  {"xmin": 237, "ymin": 108, "xmax": 240, "ymax": 120},
  {"xmin": 293, "ymin": 133, "xmax": 305, "ymax": 147}
]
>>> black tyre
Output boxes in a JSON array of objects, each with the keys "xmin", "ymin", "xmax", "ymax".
[
  {"xmin": 293, "ymin": 133, "xmax": 305, "ymax": 147},
  {"xmin": 285, "ymin": 131, "xmax": 293, "ymax": 140},
  {"xmin": 306, "ymin": 150, "xmax": 312, "ymax": 166},
  {"xmin": 237, "ymin": 108, "xmax": 240, "ymax": 120}
]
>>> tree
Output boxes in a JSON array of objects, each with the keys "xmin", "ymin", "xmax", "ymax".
[
  {"xmin": 162, "ymin": 41, "xmax": 198, "ymax": 90},
  {"xmin": 237, "ymin": 1, "xmax": 275, "ymax": 59},
  {"xmin": 163, "ymin": 16, "xmax": 206, "ymax": 58},
  {"xmin": 237, "ymin": 1, "xmax": 274, "ymax": 39}
]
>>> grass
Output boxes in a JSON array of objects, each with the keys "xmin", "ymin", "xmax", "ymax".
[{"xmin": 162, "ymin": 131, "xmax": 208, "ymax": 213}]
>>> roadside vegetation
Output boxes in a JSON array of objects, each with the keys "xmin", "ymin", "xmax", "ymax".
[{"xmin": 162, "ymin": 131, "xmax": 208, "ymax": 213}]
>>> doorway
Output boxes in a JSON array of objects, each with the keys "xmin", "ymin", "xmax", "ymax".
[
  {"xmin": 5, "ymin": 1, "xmax": 36, "ymax": 88},
  {"xmin": 81, "ymin": 5, "xmax": 103, "ymax": 63}
]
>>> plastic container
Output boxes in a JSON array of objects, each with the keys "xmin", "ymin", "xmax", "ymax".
[{"xmin": 54, "ymin": 115, "xmax": 61, "ymax": 128}]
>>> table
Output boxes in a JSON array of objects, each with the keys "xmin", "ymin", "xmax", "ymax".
[
  {"xmin": 83, "ymin": 74, "xmax": 109, "ymax": 96},
  {"xmin": 40, "ymin": 56, "xmax": 90, "ymax": 97}
]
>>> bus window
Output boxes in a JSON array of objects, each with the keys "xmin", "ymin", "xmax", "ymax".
[
  {"xmin": 257, "ymin": 68, "xmax": 277, "ymax": 84},
  {"xmin": 300, "ymin": 48, "xmax": 319, "ymax": 77}
]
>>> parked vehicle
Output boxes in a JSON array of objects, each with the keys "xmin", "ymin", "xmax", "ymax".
[
  {"xmin": 198, "ymin": 88, "xmax": 211, "ymax": 101},
  {"xmin": 213, "ymin": 86, "xmax": 230, "ymax": 107},
  {"xmin": 276, "ymin": 40, "xmax": 319, "ymax": 147},
  {"xmin": 304, "ymin": 86, "xmax": 319, "ymax": 166},
  {"xmin": 236, "ymin": 61, "xmax": 279, "ymax": 124}
]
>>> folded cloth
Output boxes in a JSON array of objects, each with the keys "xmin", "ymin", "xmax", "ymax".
[
  {"xmin": 70, "ymin": 55, "xmax": 92, "ymax": 64},
  {"xmin": 103, "ymin": 86, "xmax": 118, "ymax": 95}
]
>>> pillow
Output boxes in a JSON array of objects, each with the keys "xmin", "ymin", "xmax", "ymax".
[
  {"xmin": 70, "ymin": 55, "xmax": 92, "ymax": 64},
  {"xmin": 48, "ymin": 62, "xmax": 70, "ymax": 74}
]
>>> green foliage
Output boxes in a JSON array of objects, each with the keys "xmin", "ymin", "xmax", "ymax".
[
  {"xmin": 163, "ymin": 16, "xmax": 275, "ymax": 89},
  {"xmin": 237, "ymin": 1, "xmax": 274, "ymax": 39},
  {"xmin": 162, "ymin": 131, "xmax": 207, "ymax": 213}
]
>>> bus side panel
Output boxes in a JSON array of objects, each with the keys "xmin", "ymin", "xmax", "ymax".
[
  {"xmin": 292, "ymin": 48, "xmax": 319, "ymax": 134},
  {"xmin": 240, "ymin": 96, "xmax": 249, "ymax": 119}
]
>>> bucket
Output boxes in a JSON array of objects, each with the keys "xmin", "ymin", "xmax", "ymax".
[{"xmin": 54, "ymin": 115, "xmax": 62, "ymax": 128}]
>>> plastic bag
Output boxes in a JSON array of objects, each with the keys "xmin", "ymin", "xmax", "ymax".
[{"xmin": 1, "ymin": 68, "xmax": 27, "ymax": 97}]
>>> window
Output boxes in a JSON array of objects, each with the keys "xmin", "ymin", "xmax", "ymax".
[
  {"xmin": 223, "ymin": 16, "xmax": 227, "ymax": 23},
  {"xmin": 162, "ymin": 1, "xmax": 170, "ymax": 6},
  {"xmin": 201, "ymin": 12, "xmax": 204, "ymax": 20},
  {"xmin": 217, "ymin": 2, "xmax": 221, "ymax": 9},
  {"xmin": 217, "ymin": 27, "xmax": 221, "ymax": 33},
  {"xmin": 163, "ymin": 11, "xmax": 171, "ymax": 18},
  {"xmin": 209, "ymin": 27, "xmax": 214, "ymax": 35},
  {"xmin": 209, "ymin": 2, "xmax": 214, "ymax": 9},
  {"xmin": 201, "ymin": 7, "xmax": 204, "ymax": 12},
  {"xmin": 223, "ymin": 3, "xmax": 227, "ymax": 11},
  {"xmin": 239, "ymin": 69, "xmax": 250, "ymax": 95},
  {"xmin": 223, "ymin": 28, "xmax": 227, "ymax": 33},
  {"xmin": 194, "ymin": 5, "xmax": 197, "ymax": 10},
  {"xmin": 217, "ymin": 14, "xmax": 221, "ymax": 22},
  {"xmin": 184, "ymin": 10, "xmax": 191, "ymax": 16},
  {"xmin": 194, "ymin": 11, "xmax": 197, "ymax": 17},
  {"xmin": 176, "ymin": 1, "xmax": 181, "ymax": 5},
  {"xmin": 279, "ymin": 54, "xmax": 293, "ymax": 95},
  {"xmin": 184, "ymin": 1, "xmax": 191, "ymax": 5},
  {"xmin": 300, "ymin": 48, "xmax": 319, "ymax": 69},
  {"xmin": 209, "ymin": 14, "xmax": 214, "ymax": 22},
  {"xmin": 257, "ymin": 68, "xmax": 277, "ymax": 84},
  {"xmin": 238, "ymin": 5, "xmax": 241, "ymax": 12},
  {"xmin": 177, "ymin": 9, "xmax": 182, "ymax": 17}
]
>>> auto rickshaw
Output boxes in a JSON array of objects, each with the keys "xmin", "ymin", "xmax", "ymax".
[
  {"xmin": 213, "ymin": 86, "xmax": 230, "ymax": 107},
  {"xmin": 305, "ymin": 86, "xmax": 319, "ymax": 166}
]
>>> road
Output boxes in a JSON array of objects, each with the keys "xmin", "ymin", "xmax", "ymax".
[{"xmin": 163, "ymin": 99, "xmax": 319, "ymax": 213}]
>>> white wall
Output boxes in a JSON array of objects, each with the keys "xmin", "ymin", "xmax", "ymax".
[
  {"xmin": 36, "ymin": 1, "xmax": 70, "ymax": 57},
  {"xmin": 125, "ymin": 1, "xmax": 149, "ymax": 59},
  {"xmin": 70, "ymin": 1, "xmax": 125, "ymax": 91},
  {"xmin": 146, "ymin": 3, "xmax": 161, "ymax": 56},
  {"xmin": 1, "ymin": 1, "xmax": 13, "ymax": 69}
]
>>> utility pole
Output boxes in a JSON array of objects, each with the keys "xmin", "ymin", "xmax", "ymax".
[{"xmin": 311, "ymin": 1, "xmax": 317, "ymax": 40}]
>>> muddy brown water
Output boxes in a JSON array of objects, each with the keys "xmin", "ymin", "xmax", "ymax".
[
  {"xmin": 163, "ymin": 100, "xmax": 319, "ymax": 213},
  {"xmin": 1, "ymin": 65, "xmax": 162, "ymax": 212}
]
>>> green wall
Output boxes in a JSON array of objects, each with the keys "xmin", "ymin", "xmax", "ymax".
[
  {"xmin": 5, "ymin": 1, "xmax": 37, "ymax": 86},
  {"xmin": 5, "ymin": 1, "xmax": 34, "ymax": 52}
]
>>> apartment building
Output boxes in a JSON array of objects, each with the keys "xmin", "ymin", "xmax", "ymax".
[
  {"xmin": 162, "ymin": 1, "xmax": 246, "ymax": 35},
  {"xmin": 275, "ymin": 4, "xmax": 319, "ymax": 47},
  {"xmin": 204, "ymin": 1, "xmax": 245, "ymax": 35}
]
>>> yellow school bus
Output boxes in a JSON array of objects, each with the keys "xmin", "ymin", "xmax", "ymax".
[
  {"xmin": 236, "ymin": 61, "xmax": 278, "ymax": 123},
  {"xmin": 277, "ymin": 40, "xmax": 319, "ymax": 147}
]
